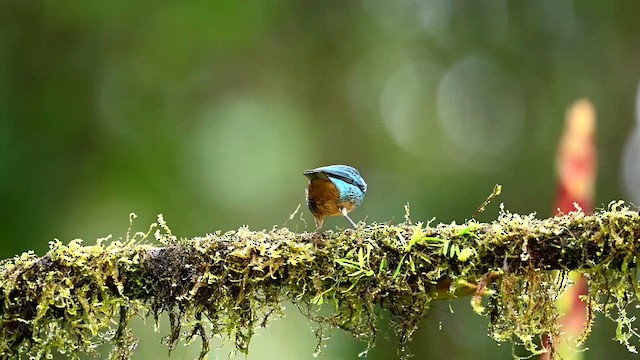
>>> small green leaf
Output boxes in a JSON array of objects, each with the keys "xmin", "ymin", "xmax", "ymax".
[
  {"xmin": 393, "ymin": 255, "xmax": 406, "ymax": 279},
  {"xmin": 365, "ymin": 269, "xmax": 374, "ymax": 277},
  {"xmin": 449, "ymin": 244, "xmax": 460, "ymax": 258},
  {"xmin": 311, "ymin": 294, "xmax": 324, "ymax": 305},
  {"xmin": 379, "ymin": 258, "xmax": 387, "ymax": 273},
  {"xmin": 457, "ymin": 248, "xmax": 475, "ymax": 262},
  {"xmin": 335, "ymin": 259, "xmax": 360, "ymax": 269},
  {"xmin": 441, "ymin": 240, "xmax": 451, "ymax": 256},
  {"xmin": 405, "ymin": 223, "xmax": 425, "ymax": 252}
]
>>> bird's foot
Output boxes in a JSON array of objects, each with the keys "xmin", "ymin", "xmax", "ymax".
[{"xmin": 340, "ymin": 208, "xmax": 358, "ymax": 229}]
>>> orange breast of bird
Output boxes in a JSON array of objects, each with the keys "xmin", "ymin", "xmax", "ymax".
[{"xmin": 307, "ymin": 178, "xmax": 342, "ymax": 217}]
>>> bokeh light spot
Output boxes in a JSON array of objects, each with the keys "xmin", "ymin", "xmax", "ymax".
[
  {"xmin": 379, "ymin": 61, "xmax": 441, "ymax": 156},
  {"xmin": 190, "ymin": 97, "xmax": 310, "ymax": 214},
  {"xmin": 622, "ymin": 83, "xmax": 640, "ymax": 204},
  {"xmin": 361, "ymin": 0, "xmax": 452, "ymax": 37},
  {"xmin": 436, "ymin": 55, "xmax": 525, "ymax": 168}
]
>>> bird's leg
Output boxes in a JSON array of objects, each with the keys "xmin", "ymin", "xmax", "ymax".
[
  {"xmin": 314, "ymin": 216, "xmax": 324, "ymax": 232},
  {"xmin": 340, "ymin": 207, "xmax": 358, "ymax": 229}
]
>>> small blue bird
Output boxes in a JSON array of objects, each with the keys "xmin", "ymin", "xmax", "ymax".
[{"xmin": 304, "ymin": 165, "xmax": 367, "ymax": 230}]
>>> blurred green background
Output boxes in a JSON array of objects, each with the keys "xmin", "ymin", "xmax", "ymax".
[{"xmin": 2, "ymin": 1, "xmax": 640, "ymax": 359}]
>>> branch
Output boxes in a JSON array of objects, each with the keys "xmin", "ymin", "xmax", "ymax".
[{"xmin": 2, "ymin": 202, "xmax": 640, "ymax": 359}]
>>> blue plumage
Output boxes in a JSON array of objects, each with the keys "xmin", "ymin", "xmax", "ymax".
[{"xmin": 304, "ymin": 165, "xmax": 367, "ymax": 229}]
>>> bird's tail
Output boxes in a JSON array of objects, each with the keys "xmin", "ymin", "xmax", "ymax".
[{"xmin": 303, "ymin": 169, "xmax": 329, "ymax": 180}]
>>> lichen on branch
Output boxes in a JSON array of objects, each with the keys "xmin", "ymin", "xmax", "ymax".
[{"xmin": 2, "ymin": 202, "xmax": 640, "ymax": 359}]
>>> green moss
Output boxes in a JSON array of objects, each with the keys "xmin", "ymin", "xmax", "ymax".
[{"xmin": 1, "ymin": 203, "xmax": 640, "ymax": 359}]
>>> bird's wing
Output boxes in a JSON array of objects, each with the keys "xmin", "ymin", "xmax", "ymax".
[{"xmin": 319, "ymin": 167, "xmax": 366, "ymax": 193}]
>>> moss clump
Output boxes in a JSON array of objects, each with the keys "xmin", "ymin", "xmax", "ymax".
[{"xmin": 1, "ymin": 203, "xmax": 640, "ymax": 359}]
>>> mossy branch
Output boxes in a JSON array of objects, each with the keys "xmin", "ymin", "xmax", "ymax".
[{"xmin": 2, "ymin": 202, "xmax": 640, "ymax": 359}]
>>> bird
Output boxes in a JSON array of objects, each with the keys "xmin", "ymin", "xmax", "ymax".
[{"xmin": 303, "ymin": 165, "xmax": 367, "ymax": 230}]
